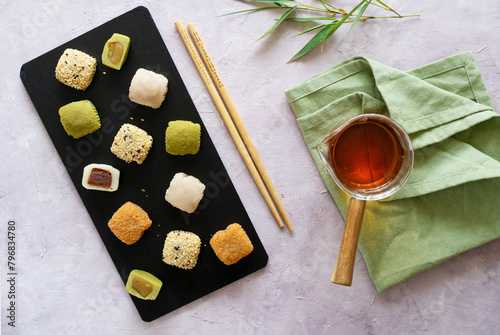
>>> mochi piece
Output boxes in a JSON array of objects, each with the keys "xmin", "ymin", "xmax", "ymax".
[
  {"xmin": 55, "ymin": 48, "xmax": 96, "ymax": 90},
  {"xmin": 102, "ymin": 33, "xmax": 130, "ymax": 70},
  {"xmin": 125, "ymin": 269, "xmax": 162, "ymax": 300},
  {"xmin": 165, "ymin": 120, "xmax": 201, "ymax": 156},
  {"xmin": 162, "ymin": 230, "xmax": 201, "ymax": 270},
  {"xmin": 164, "ymin": 172, "xmax": 205, "ymax": 213},
  {"xmin": 128, "ymin": 68, "xmax": 168, "ymax": 109},
  {"xmin": 108, "ymin": 202, "xmax": 152, "ymax": 245},
  {"xmin": 82, "ymin": 163, "xmax": 120, "ymax": 192},
  {"xmin": 210, "ymin": 223, "xmax": 254, "ymax": 265},
  {"xmin": 110, "ymin": 123, "xmax": 153, "ymax": 164},
  {"xmin": 58, "ymin": 100, "xmax": 100, "ymax": 139}
]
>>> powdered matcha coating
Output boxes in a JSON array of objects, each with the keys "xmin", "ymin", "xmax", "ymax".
[
  {"xmin": 165, "ymin": 120, "xmax": 201, "ymax": 155},
  {"xmin": 58, "ymin": 100, "xmax": 100, "ymax": 139}
]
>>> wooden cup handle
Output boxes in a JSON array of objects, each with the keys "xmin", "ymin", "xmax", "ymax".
[{"xmin": 331, "ymin": 198, "xmax": 366, "ymax": 286}]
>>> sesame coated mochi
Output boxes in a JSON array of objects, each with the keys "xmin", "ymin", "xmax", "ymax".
[
  {"xmin": 162, "ymin": 230, "xmax": 201, "ymax": 270},
  {"xmin": 55, "ymin": 48, "xmax": 96, "ymax": 90},
  {"xmin": 110, "ymin": 123, "xmax": 153, "ymax": 164}
]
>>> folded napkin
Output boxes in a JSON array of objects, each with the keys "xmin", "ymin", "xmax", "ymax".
[{"xmin": 285, "ymin": 52, "xmax": 500, "ymax": 292}]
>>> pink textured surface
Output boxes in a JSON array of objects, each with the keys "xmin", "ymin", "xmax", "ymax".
[{"xmin": 1, "ymin": 0, "xmax": 500, "ymax": 333}]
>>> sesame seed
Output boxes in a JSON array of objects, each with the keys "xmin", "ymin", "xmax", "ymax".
[
  {"xmin": 162, "ymin": 230, "xmax": 201, "ymax": 270},
  {"xmin": 55, "ymin": 48, "xmax": 96, "ymax": 90},
  {"xmin": 110, "ymin": 123, "xmax": 153, "ymax": 164}
]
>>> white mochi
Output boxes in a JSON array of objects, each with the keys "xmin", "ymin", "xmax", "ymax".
[
  {"xmin": 165, "ymin": 172, "xmax": 205, "ymax": 213},
  {"xmin": 128, "ymin": 68, "xmax": 168, "ymax": 109}
]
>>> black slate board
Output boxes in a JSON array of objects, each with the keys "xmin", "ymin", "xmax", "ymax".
[{"xmin": 20, "ymin": 6, "xmax": 268, "ymax": 322}]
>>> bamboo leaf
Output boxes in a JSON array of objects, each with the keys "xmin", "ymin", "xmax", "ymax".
[
  {"xmin": 243, "ymin": 0, "xmax": 296, "ymax": 3},
  {"xmin": 222, "ymin": 0, "xmax": 417, "ymax": 63},
  {"xmin": 374, "ymin": 0, "xmax": 401, "ymax": 16},
  {"xmin": 318, "ymin": 0, "xmax": 331, "ymax": 11},
  {"xmin": 322, "ymin": 0, "xmax": 366, "ymax": 40},
  {"xmin": 291, "ymin": 23, "xmax": 327, "ymax": 37},
  {"xmin": 318, "ymin": 0, "xmax": 342, "ymax": 14},
  {"xmin": 287, "ymin": 24, "xmax": 335, "ymax": 63},
  {"xmin": 249, "ymin": 6, "xmax": 297, "ymax": 47},
  {"xmin": 219, "ymin": 0, "xmax": 295, "ymax": 17},
  {"xmin": 347, "ymin": 0, "xmax": 371, "ymax": 32},
  {"xmin": 286, "ymin": 17, "xmax": 339, "ymax": 22},
  {"xmin": 217, "ymin": 6, "xmax": 283, "ymax": 17},
  {"xmin": 288, "ymin": 0, "xmax": 369, "ymax": 62}
]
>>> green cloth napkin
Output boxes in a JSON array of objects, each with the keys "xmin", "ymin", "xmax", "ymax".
[{"xmin": 285, "ymin": 52, "xmax": 500, "ymax": 292}]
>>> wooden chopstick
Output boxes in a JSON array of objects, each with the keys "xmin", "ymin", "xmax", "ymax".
[
  {"xmin": 186, "ymin": 23, "xmax": 294, "ymax": 232},
  {"xmin": 175, "ymin": 20, "xmax": 293, "ymax": 230}
]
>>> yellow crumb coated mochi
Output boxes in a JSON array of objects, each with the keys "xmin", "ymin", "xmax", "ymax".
[
  {"xmin": 108, "ymin": 201, "xmax": 152, "ymax": 245},
  {"xmin": 102, "ymin": 33, "xmax": 130, "ymax": 70},
  {"xmin": 164, "ymin": 120, "xmax": 201, "ymax": 155},
  {"xmin": 58, "ymin": 100, "xmax": 101, "ymax": 139},
  {"xmin": 210, "ymin": 223, "xmax": 254, "ymax": 265},
  {"xmin": 125, "ymin": 269, "xmax": 162, "ymax": 300}
]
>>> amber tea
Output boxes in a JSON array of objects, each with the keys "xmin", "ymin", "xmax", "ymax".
[
  {"xmin": 329, "ymin": 119, "xmax": 404, "ymax": 190},
  {"xmin": 316, "ymin": 114, "xmax": 413, "ymax": 200}
]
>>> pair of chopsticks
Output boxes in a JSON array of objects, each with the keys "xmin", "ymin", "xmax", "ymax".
[{"xmin": 175, "ymin": 20, "xmax": 293, "ymax": 231}]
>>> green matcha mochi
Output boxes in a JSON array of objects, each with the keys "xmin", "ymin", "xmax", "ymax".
[
  {"xmin": 165, "ymin": 120, "xmax": 201, "ymax": 155},
  {"xmin": 58, "ymin": 100, "xmax": 101, "ymax": 139},
  {"xmin": 125, "ymin": 269, "xmax": 162, "ymax": 300}
]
